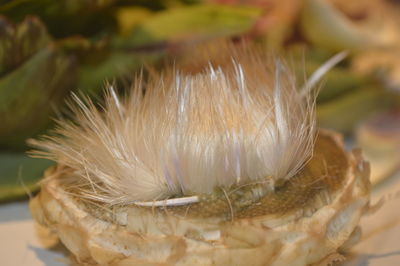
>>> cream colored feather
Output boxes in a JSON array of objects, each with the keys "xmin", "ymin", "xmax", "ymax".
[{"xmin": 30, "ymin": 47, "xmax": 344, "ymax": 205}]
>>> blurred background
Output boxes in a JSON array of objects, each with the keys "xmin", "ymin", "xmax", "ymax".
[
  {"xmin": 1, "ymin": 1, "xmax": 400, "ymax": 265},
  {"xmin": 0, "ymin": 0, "xmax": 399, "ymax": 205}
]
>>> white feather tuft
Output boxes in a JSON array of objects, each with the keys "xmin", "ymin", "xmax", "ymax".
[{"xmin": 29, "ymin": 48, "xmax": 340, "ymax": 205}]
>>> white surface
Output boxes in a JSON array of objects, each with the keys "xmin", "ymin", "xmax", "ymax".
[
  {"xmin": 0, "ymin": 202, "xmax": 66, "ymax": 266},
  {"xmin": 1, "ymin": 173, "xmax": 400, "ymax": 266}
]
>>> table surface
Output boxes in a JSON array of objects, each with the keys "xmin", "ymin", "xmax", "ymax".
[{"xmin": 1, "ymin": 172, "xmax": 400, "ymax": 266}]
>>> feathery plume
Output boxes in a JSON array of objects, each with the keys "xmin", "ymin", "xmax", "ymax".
[{"xmin": 30, "ymin": 46, "xmax": 342, "ymax": 206}]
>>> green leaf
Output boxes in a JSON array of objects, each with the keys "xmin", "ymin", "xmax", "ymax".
[
  {"xmin": 0, "ymin": 47, "xmax": 77, "ymax": 149},
  {"xmin": 0, "ymin": 16, "xmax": 51, "ymax": 76},
  {"xmin": 0, "ymin": 0, "xmax": 116, "ymax": 18},
  {"xmin": 116, "ymin": 4, "xmax": 262, "ymax": 47},
  {"xmin": 115, "ymin": 7, "xmax": 153, "ymax": 35},
  {"xmin": 300, "ymin": 0, "xmax": 374, "ymax": 52},
  {"xmin": 78, "ymin": 51, "xmax": 161, "ymax": 94},
  {"xmin": 317, "ymin": 87, "xmax": 391, "ymax": 133},
  {"xmin": 0, "ymin": 152, "xmax": 53, "ymax": 203},
  {"xmin": 303, "ymin": 63, "xmax": 368, "ymax": 103},
  {"xmin": 0, "ymin": 0, "xmax": 117, "ymax": 39}
]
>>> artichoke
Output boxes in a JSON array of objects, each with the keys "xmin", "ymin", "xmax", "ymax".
[{"xmin": 29, "ymin": 46, "xmax": 371, "ymax": 265}]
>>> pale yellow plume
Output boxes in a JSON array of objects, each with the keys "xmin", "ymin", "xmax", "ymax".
[{"xmin": 30, "ymin": 46, "xmax": 342, "ymax": 205}]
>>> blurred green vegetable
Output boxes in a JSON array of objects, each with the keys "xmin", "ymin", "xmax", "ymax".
[
  {"xmin": 116, "ymin": 4, "xmax": 262, "ymax": 47},
  {"xmin": 0, "ymin": 47, "xmax": 77, "ymax": 149},
  {"xmin": 300, "ymin": 0, "xmax": 375, "ymax": 52},
  {"xmin": 305, "ymin": 63, "xmax": 368, "ymax": 103},
  {"xmin": 116, "ymin": 7, "xmax": 153, "ymax": 35},
  {"xmin": 317, "ymin": 87, "xmax": 392, "ymax": 133},
  {"xmin": 0, "ymin": 152, "xmax": 53, "ymax": 202},
  {"xmin": 78, "ymin": 50, "xmax": 160, "ymax": 94},
  {"xmin": 0, "ymin": 16, "xmax": 51, "ymax": 75},
  {"xmin": 0, "ymin": 0, "xmax": 117, "ymax": 38}
]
